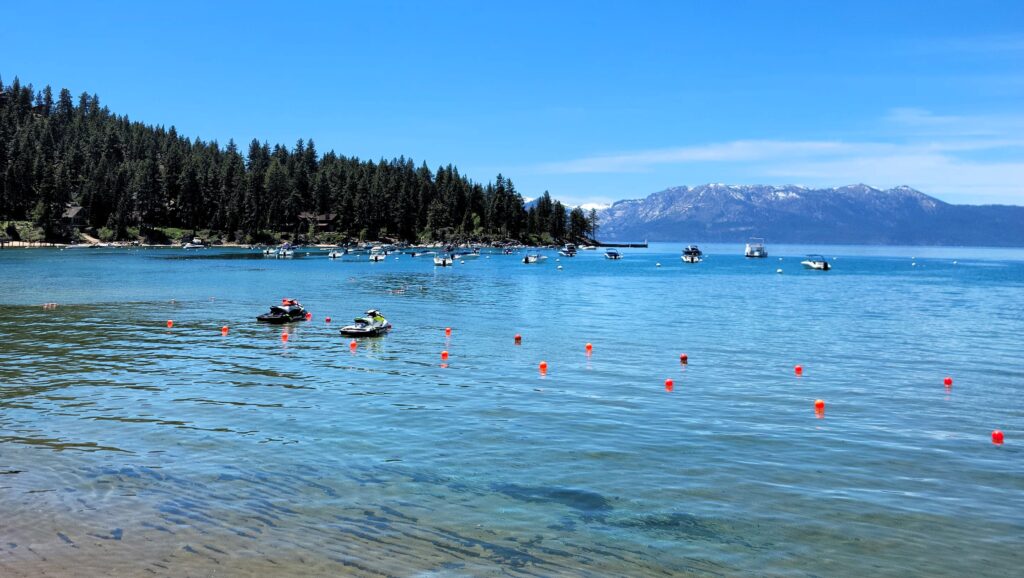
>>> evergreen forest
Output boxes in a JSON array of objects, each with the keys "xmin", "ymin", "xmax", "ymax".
[{"xmin": 0, "ymin": 77, "xmax": 597, "ymax": 244}]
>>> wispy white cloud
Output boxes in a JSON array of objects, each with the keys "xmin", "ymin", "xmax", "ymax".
[
  {"xmin": 884, "ymin": 108, "xmax": 1024, "ymax": 138},
  {"xmin": 538, "ymin": 140, "xmax": 856, "ymax": 174},
  {"xmin": 535, "ymin": 109, "xmax": 1024, "ymax": 204},
  {"xmin": 766, "ymin": 155, "xmax": 1024, "ymax": 203}
]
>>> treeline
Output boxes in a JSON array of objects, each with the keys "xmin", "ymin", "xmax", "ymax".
[{"xmin": 0, "ymin": 77, "xmax": 596, "ymax": 244}]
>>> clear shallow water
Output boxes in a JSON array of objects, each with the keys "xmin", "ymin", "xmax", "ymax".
[{"xmin": 1, "ymin": 244, "xmax": 1022, "ymax": 577}]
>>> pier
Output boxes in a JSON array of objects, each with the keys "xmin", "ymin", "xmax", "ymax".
[{"xmin": 597, "ymin": 241, "xmax": 648, "ymax": 248}]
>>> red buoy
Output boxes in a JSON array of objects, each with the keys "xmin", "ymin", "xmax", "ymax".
[
  {"xmin": 944, "ymin": 376, "xmax": 953, "ymax": 387},
  {"xmin": 281, "ymin": 332, "xmax": 289, "ymax": 342},
  {"xmin": 445, "ymin": 327, "xmax": 452, "ymax": 337},
  {"xmin": 325, "ymin": 316, "xmax": 331, "ymax": 323},
  {"xmin": 814, "ymin": 399, "xmax": 825, "ymax": 411},
  {"xmin": 539, "ymin": 360, "xmax": 548, "ymax": 374},
  {"xmin": 441, "ymin": 350, "xmax": 449, "ymax": 361},
  {"xmin": 992, "ymin": 430, "xmax": 1004, "ymax": 445},
  {"xmin": 514, "ymin": 334, "xmax": 522, "ymax": 345},
  {"xmin": 221, "ymin": 325, "xmax": 229, "ymax": 335},
  {"xmin": 664, "ymin": 378, "xmax": 674, "ymax": 392},
  {"xmin": 680, "ymin": 353, "xmax": 688, "ymax": 364},
  {"xmin": 166, "ymin": 320, "xmax": 174, "ymax": 328},
  {"xmin": 795, "ymin": 364, "xmax": 804, "ymax": 376},
  {"xmin": 349, "ymin": 340, "xmax": 357, "ymax": 350},
  {"xmin": 585, "ymin": 343, "xmax": 593, "ymax": 354},
  {"xmin": 305, "ymin": 312, "xmax": 312, "ymax": 321}
]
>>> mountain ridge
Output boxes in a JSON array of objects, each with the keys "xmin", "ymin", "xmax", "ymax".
[{"xmin": 595, "ymin": 184, "xmax": 1024, "ymax": 246}]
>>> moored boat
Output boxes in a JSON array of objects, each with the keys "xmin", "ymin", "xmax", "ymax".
[
  {"xmin": 559, "ymin": 243, "xmax": 578, "ymax": 257},
  {"xmin": 745, "ymin": 237, "xmax": 767, "ymax": 258},
  {"xmin": 604, "ymin": 249, "xmax": 622, "ymax": 260},
  {"xmin": 434, "ymin": 254, "xmax": 454, "ymax": 267},
  {"xmin": 682, "ymin": 245, "xmax": 703, "ymax": 263}
]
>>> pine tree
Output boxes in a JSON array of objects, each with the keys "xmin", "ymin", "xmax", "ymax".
[{"xmin": 0, "ymin": 79, "xmax": 542, "ymax": 244}]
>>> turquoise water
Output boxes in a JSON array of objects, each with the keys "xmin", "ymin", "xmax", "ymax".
[{"xmin": 1, "ymin": 244, "xmax": 1022, "ymax": 576}]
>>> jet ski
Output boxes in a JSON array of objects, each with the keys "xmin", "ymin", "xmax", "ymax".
[
  {"xmin": 257, "ymin": 298, "xmax": 309, "ymax": 324},
  {"xmin": 339, "ymin": 309, "xmax": 392, "ymax": 337}
]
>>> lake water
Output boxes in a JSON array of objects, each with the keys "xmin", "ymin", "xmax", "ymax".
[{"xmin": 1, "ymin": 243, "xmax": 1022, "ymax": 576}]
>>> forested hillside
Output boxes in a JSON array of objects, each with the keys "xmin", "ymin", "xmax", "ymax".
[{"xmin": 0, "ymin": 77, "xmax": 591, "ymax": 244}]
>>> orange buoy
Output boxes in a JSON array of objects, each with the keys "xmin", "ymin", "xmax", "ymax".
[
  {"xmin": 221, "ymin": 325, "xmax": 229, "ymax": 335},
  {"xmin": 166, "ymin": 320, "xmax": 174, "ymax": 328},
  {"xmin": 992, "ymin": 430, "xmax": 1004, "ymax": 445},
  {"xmin": 441, "ymin": 350, "xmax": 449, "ymax": 361},
  {"xmin": 445, "ymin": 327, "xmax": 452, "ymax": 337},
  {"xmin": 944, "ymin": 376, "xmax": 953, "ymax": 387},
  {"xmin": 585, "ymin": 342, "xmax": 593, "ymax": 354},
  {"xmin": 795, "ymin": 364, "xmax": 803, "ymax": 376},
  {"xmin": 664, "ymin": 378, "xmax": 674, "ymax": 392},
  {"xmin": 325, "ymin": 316, "xmax": 332, "ymax": 323},
  {"xmin": 814, "ymin": 399, "xmax": 825, "ymax": 411},
  {"xmin": 349, "ymin": 340, "xmax": 357, "ymax": 350},
  {"xmin": 305, "ymin": 312, "xmax": 312, "ymax": 321},
  {"xmin": 514, "ymin": 333, "xmax": 522, "ymax": 345},
  {"xmin": 680, "ymin": 353, "xmax": 688, "ymax": 364},
  {"xmin": 539, "ymin": 360, "xmax": 548, "ymax": 373},
  {"xmin": 281, "ymin": 332, "xmax": 289, "ymax": 342}
]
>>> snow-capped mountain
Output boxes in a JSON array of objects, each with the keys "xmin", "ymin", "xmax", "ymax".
[{"xmin": 595, "ymin": 184, "xmax": 1024, "ymax": 245}]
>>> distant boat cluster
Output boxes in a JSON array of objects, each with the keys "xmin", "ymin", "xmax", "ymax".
[{"xmin": 59, "ymin": 236, "xmax": 836, "ymax": 271}]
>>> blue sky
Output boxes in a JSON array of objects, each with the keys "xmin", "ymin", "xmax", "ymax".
[{"xmin": 3, "ymin": 1, "xmax": 1022, "ymax": 206}]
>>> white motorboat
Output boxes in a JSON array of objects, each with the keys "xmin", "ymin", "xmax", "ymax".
[
  {"xmin": 801, "ymin": 254, "xmax": 831, "ymax": 270},
  {"xmin": 604, "ymin": 249, "xmax": 622, "ymax": 260},
  {"xmin": 745, "ymin": 237, "xmax": 767, "ymax": 258},
  {"xmin": 264, "ymin": 243, "xmax": 295, "ymax": 258},
  {"xmin": 434, "ymin": 254, "xmax": 454, "ymax": 267},
  {"xmin": 681, "ymin": 245, "xmax": 703, "ymax": 263},
  {"xmin": 328, "ymin": 250, "xmax": 344, "ymax": 259},
  {"xmin": 522, "ymin": 252, "xmax": 547, "ymax": 264},
  {"xmin": 451, "ymin": 247, "xmax": 481, "ymax": 259},
  {"xmin": 369, "ymin": 253, "xmax": 387, "ymax": 262},
  {"xmin": 558, "ymin": 243, "xmax": 578, "ymax": 257}
]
